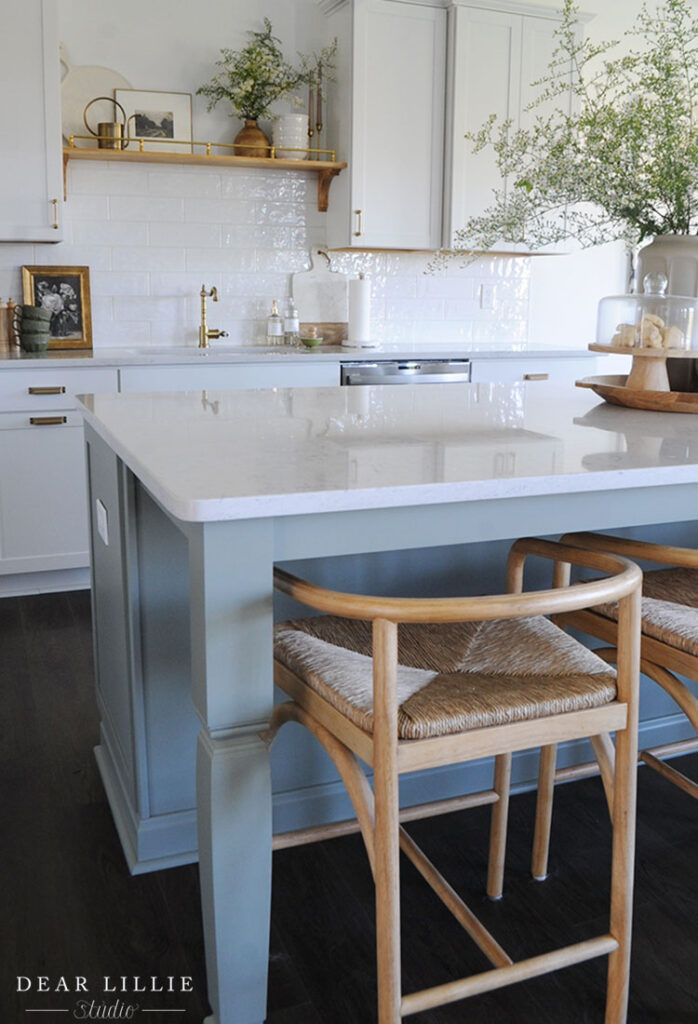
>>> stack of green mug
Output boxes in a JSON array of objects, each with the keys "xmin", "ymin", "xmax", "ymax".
[{"xmin": 13, "ymin": 305, "xmax": 52, "ymax": 352}]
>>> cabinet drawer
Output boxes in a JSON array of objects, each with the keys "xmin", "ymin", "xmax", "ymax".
[
  {"xmin": 0, "ymin": 367, "xmax": 119, "ymax": 411},
  {"xmin": 119, "ymin": 362, "xmax": 339, "ymax": 392},
  {"xmin": 469, "ymin": 357, "xmax": 596, "ymax": 384}
]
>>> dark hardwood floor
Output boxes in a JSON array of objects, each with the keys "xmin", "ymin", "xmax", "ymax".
[{"xmin": 2, "ymin": 589, "xmax": 697, "ymax": 1023}]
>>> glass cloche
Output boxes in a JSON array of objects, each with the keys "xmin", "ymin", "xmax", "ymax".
[{"xmin": 596, "ymin": 273, "xmax": 698, "ymax": 350}]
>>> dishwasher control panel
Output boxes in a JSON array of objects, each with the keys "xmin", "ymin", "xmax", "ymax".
[{"xmin": 340, "ymin": 359, "xmax": 471, "ymax": 386}]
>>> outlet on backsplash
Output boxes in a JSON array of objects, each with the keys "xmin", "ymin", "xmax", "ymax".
[{"xmin": 479, "ymin": 283, "xmax": 495, "ymax": 311}]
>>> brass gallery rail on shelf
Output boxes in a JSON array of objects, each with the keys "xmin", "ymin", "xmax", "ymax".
[{"xmin": 62, "ymin": 144, "xmax": 347, "ymax": 212}]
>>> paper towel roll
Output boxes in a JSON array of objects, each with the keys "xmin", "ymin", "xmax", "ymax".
[{"xmin": 345, "ymin": 275, "xmax": 372, "ymax": 348}]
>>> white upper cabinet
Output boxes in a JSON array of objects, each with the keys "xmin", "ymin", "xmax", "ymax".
[
  {"xmin": 443, "ymin": 1, "xmax": 566, "ymax": 250},
  {"xmin": 323, "ymin": 0, "xmax": 447, "ymax": 250},
  {"xmin": 0, "ymin": 0, "xmax": 63, "ymax": 242}
]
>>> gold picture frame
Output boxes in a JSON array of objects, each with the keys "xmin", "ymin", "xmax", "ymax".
[{"xmin": 22, "ymin": 265, "xmax": 92, "ymax": 350}]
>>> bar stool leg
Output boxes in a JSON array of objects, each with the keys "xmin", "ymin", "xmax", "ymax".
[
  {"xmin": 532, "ymin": 743, "xmax": 557, "ymax": 881},
  {"xmin": 374, "ymin": 619, "xmax": 402, "ymax": 1024},
  {"xmin": 605, "ymin": 592, "xmax": 640, "ymax": 1024},
  {"xmin": 487, "ymin": 752, "xmax": 512, "ymax": 900}
]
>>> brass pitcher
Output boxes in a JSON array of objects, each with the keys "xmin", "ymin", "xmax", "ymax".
[{"xmin": 83, "ymin": 96, "xmax": 130, "ymax": 150}]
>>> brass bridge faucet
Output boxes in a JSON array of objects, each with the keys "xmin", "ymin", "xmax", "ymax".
[{"xmin": 199, "ymin": 285, "xmax": 229, "ymax": 349}]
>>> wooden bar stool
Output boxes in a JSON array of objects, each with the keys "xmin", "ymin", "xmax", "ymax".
[
  {"xmin": 264, "ymin": 538, "xmax": 641, "ymax": 1023},
  {"xmin": 531, "ymin": 531, "xmax": 698, "ymax": 886}
]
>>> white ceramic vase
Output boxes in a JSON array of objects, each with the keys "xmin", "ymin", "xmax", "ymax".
[
  {"xmin": 637, "ymin": 234, "xmax": 698, "ymax": 297},
  {"xmin": 272, "ymin": 114, "xmax": 309, "ymax": 160}
]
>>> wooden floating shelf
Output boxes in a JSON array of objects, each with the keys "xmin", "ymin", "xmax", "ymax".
[{"xmin": 62, "ymin": 147, "xmax": 346, "ymax": 212}]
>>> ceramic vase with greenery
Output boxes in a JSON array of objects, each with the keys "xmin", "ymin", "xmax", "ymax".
[
  {"xmin": 197, "ymin": 18, "xmax": 299, "ymax": 157},
  {"xmin": 443, "ymin": 0, "xmax": 698, "ymax": 272}
]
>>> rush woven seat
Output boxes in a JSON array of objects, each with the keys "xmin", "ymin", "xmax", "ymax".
[
  {"xmin": 265, "ymin": 538, "xmax": 642, "ymax": 1024},
  {"xmin": 594, "ymin": 566, "xmax": 698, "ymax": 658},
  {"xmin": 529, "ymin": 533, "xmax": 698, "ymax": 895},
  {"xmin": 274, "ymin": 615, "xmax": 617, "ymax": 739}
]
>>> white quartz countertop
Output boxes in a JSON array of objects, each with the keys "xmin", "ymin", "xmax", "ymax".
[
  {"xmin": 0, "ymin": 343, "xmax": 597, "ymax": 369},
  {"xmin": 78, "ymin": 381, "xmax": 698, "ymax": 522}
]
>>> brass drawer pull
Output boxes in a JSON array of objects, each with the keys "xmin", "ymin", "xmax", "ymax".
[
  {"xmin": 354, "ymin": 209, "xmax": 363, "ymax": 237},
  {"xmin": 30, "ymin": 416, "xmax": 67, "ymax": 426},
  {"xmin": 523, "ymin": 373, "xmax": 549, "ymax": 381},
  {"xmin": 28, "ymin": 386, "xmax": 66, "ymax": 395}
]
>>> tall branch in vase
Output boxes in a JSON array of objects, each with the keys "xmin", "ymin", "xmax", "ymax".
[{"xmin": 297, "ymin": 39, "xmax": 337, "ymax": 159}]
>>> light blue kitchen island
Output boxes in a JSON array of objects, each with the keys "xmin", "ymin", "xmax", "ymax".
[{"xmin": 79, "ymin": 380, "xmax": 698, "ymax": 1024}]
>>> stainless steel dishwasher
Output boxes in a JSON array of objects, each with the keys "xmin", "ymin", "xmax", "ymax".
[{"xmin": 340, "ymin": 359, "xmax": 471, "ymax": 386}]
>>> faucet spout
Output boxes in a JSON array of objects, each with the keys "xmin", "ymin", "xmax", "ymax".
[{"xmin": 198, "ymin": 284, "xmax": 226, "ymax": 348}]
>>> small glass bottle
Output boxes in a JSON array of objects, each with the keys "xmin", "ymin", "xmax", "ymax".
[
  {"xmin": 266, "ymin": 300, "xmax": 283, "ymax": 345},
  {"xmin": 283, "ymin": 297, "xmax": 300, "ymax": 346}
]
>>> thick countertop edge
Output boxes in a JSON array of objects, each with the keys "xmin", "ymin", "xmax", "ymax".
[{"xmin": 78, "ymin": 398, "xmax": 698, "ymax": 524}]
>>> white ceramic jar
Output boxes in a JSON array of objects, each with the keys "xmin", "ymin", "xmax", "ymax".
[{"xmin": 272, "ymin": 114, "xmax": 309, "ymax": 160}]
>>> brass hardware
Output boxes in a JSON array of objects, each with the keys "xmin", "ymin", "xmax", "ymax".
[
  {"xmin": 30, "ymin": 416, "xmax": 67, "ymax": 426},
  {"xmin": 198, "ymin": 285, "xmax": 229, "ymax": 349},
  {"xmin": 354, "ymin": 210, "xmax": 363, "ymax": 237},
  {"xmin": 28, "ymin": 386, "xmax": 66, "ymax": 395},
  {"xmin": 523, "ymin": 373, "xmax": 549, "ymax": 381},
  {"xmin": 83, "ymin": 97, "xmax": 131, "ymax": 150},
  {"xmin": 65, "ymin": 134, "xmax": 336, "ymax": 162},
  {"xmin": 51, "ymin": 198, "xmax": 59, "ymax": 229}
]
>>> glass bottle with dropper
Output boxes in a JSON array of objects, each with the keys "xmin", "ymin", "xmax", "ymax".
[{"xmin": 266, "ymin": 300, "xmax": 283, "ymax": 346}]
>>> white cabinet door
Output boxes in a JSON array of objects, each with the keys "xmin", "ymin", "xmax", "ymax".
[
  {"xmin": 0, "ymin": 412, "xmax": 88, "ymax": 573},
  {"xmin": 443, "ymin": 3, "xmax": 564, "ymax": 251},
  {"xmin": 118, "ymin": 361, "xmax": 340, "ymax": 392},
  {"xmin": 0, "ymin": 0, "xmax": 63, "ymax": 242},
  {"xmin": 325, "ymin": 0, "xmax": 446, "ymax": 249}
]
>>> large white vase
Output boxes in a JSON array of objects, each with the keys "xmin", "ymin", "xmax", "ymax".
[
  {"xmin": 637, "ymin": 234, "xmax": 698, "ymax": 297},
  {"xmin": 637, "ymin": 234, "xmax": 698, "ymax": 389}
]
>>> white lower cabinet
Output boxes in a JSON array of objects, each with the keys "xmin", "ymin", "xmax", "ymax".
[
  {"xmin": 118, "ymin": 361, "xmax": 339, "ymax": 393},
  {"xmin": 0, "ymin": 367, "xmax": 119, "ymax": 575},
  {"xmin": 469, "ymin": 356, "xmax": 596, "ymax": 384},
  {"xmin": 0, "ymin": 412, "xmax": 89, "ymax": 573}
]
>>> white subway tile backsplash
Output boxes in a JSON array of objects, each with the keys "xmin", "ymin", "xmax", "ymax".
[
  {"xmin": 38, "ymin": 244, "xmax": 113, "ymax": 270},
  {"xmin": 150, "ymin": 272, "xmax": 221, "ymax": 297},
  {"xmin": 72, "ymin": 220, "xmax": 149, "ymax": 246},
  {"xmin": 109, "ymin": 195, "xmax": 185, "ymax": 222},
  {"xmin": 149, "ymin": 221, "xmax": 221, "ymax": 248},
  {"xmin": 112, "ymin": 247, "xmax": 186, "ymax": 272},
  {"xmin": 148, "ymin": 169, "xmax": 221, "ymax": 198},
  {"xmin": 93, "ymin": 319, "xmax": 151, "ymax": 348},
  {"xmin": 65, "ymin": 194, "xmax": 110, "ymax": 221},
  {"xmin": 254, "ymin": 249, "xmax": 310, "ymax": 274},
  {"xmin": 68, "ymin": 162, "xmax": 149, "ymax": 195},
  {"xmin": 184, "ymin": 198, "xmax": 257, "ymax": 224},
  {"xmin": 114, "ymin": 295, "xmax": 188, "ymax": 322},
  {"xmin": 186, "ymin": 248, "xmax": 256, "ymax": 273},
  {"xmin": 91, "ymin": 296, "xmax": 114, "ymax": 321},
  {"xmin": 256, "ymin": 202, "xmax": 306, "ymax": 227},
  {"xmin": 91, "ymin": 271, "xmax": 149, "ymax": 297},
  {"xmin": 149, "ymin": 320, "xmax": 199, "ymax": 347},
  {"xmin": 0, "ymin": 164, "xmax": 531, "ymax": 351}
]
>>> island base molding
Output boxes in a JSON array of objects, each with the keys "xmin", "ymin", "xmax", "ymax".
[{"xmin": 96, "ymin": 715, "xmax": 696, "ymax": 874}]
